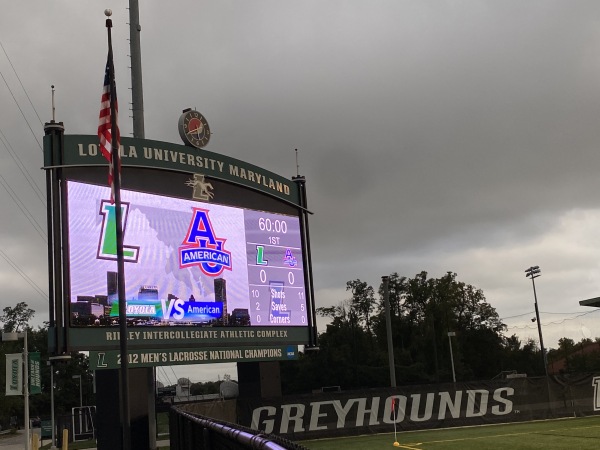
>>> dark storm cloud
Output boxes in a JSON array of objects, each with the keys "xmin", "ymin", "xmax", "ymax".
[{"xmin": 2, "ymin": 1, "xmax": 600, "ymax": 357}]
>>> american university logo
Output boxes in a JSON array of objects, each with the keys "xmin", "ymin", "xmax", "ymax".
[
  {"xmin": 97, "ymin": 200, "xmax": 140, "ymax": 262},
  {"xmin": 283, "ymin": 248, "xmax": 297, "ymax": 267},
  {"xmin": 179, "ymin": 207, "xmax": 232, "ymax": 276}
]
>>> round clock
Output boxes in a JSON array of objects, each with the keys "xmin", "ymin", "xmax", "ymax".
[{"xmin": 178, "ymin": 109, "xmax": 211, "ymax": 149}]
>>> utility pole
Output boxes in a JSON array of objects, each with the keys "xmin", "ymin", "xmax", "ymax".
[
  {"xmin": 129, "ymin": 0, "xmax": 145, "ymax": 138},
  {"xmin": 382, "ymin": 276, "xmax": 397, "ymax": 387}
]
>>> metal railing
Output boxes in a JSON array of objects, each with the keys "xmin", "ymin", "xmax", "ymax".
[{"xmin": 169, "ymin": 406, "xmax": 308, "ymax": 450}]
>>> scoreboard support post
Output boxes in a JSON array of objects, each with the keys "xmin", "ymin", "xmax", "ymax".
[
  {"xmin": 96, "ymin": 368, "xmax": 154, "ymax": 450},
  {"xmin": 44, "ymin": 120, "xmax": 67, "ymax": 356},
  {"xmin": 237, "ymin": 361, "xmax": 282, "ymax": 399}
]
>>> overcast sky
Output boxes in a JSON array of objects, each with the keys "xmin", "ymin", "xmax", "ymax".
[{"xmin": 3, "ymin": 1, "xmax": 600, "ymax": 384}]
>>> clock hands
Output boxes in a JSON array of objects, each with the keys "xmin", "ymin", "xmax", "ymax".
[{"xmin": 187, "ymin": 126, "xmax": 202, "ymax": 136}]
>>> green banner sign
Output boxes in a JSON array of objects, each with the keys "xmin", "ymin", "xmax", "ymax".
[
  {"xmin": 29, "ymin": 352, "xmax": 41, "ymax": 395},
  {"xmin": 69, "ymin": 326, "xmax": 309, "ymax": 352},
  {"xmin": 5, "ymin": 353, "xmax": 22, "ymax": 396},
  {"xmin": 89, "ymin": 345, "xmax": 298, "ymax": 370}
]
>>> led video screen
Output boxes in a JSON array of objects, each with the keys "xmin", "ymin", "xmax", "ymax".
[{"xmin": 67, "ymin": 180, "xmax": 308, "ymax": 328}]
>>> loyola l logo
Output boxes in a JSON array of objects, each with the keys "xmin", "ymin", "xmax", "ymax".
[{"xmin": 97, "ymin": 200, "xmax": 140, "ymax": 262}]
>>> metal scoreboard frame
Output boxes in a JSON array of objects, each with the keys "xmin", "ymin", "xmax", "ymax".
[{"xmin": 44, "ymin": 127, "xmax": 317, "ymax": 363}]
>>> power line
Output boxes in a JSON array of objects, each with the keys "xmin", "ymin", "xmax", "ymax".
[
  {"xmin": 0, "ymin": 39, "xmax": 46, "ymax": 204},
  {"xmin": 0, "ymin": 125, "xmax": 46, "ymax": 205},
  {"xmin": 0, "ymin": 68, "xmax": 42, "ymax": 150},
  {"xmin": 0, "ymin": 40, "xmax": 44, "ymax": 126},
  {"xmin": 0, "ymin": 40, "xmax": 51, "ymax": 311},
  {"xmin": 170, "ymin": 366, "xmax": 180, "ymax": 384},
  {"xmin": 500, "ymin": 312, "xmax": 534, "ymax": 320},
  {"xmin": 505, "ymin": 309, "xmax": 600, "ymax": 331},
  {"xmin": 540, "ymin": 309, "xmax": 600, "ymax": 326},
  {"xmin": 0, "ymin": 170, "xmax": 46, "ymax": 241},
  {"xmin": 157, "ymin": 366, "xmax": 174, "ymax": 387},
  {"xmin": 0, "ymin": 248, "xmax": 47, "ymax": 300}
]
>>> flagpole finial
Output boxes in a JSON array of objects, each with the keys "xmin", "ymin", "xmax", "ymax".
[{"xmin": 105, "ymin": 9, "xmax": 113, "ymax": 27}]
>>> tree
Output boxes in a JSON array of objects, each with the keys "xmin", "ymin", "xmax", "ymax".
[
  {"xmin": 302, "ymin": 271, "xmax": 509, "ymax": 390},
  {"xmin": 0, "ymin": 302, "xmax": 35, "ymax": 332},
  {"xmin": 346, "ymin": 279, "xmax": 375, "ymax": 333},
  {"xmin": 544, "ymin": 337, "xmax": 600, "ymax": 374},
  {"xmin": 372, "ymin": 271, "xmax": 507, "ymax": 382},
  {"xmin": 312, "ymin": 293, "xmax": 386, "ymax": 390},
  {"xmin": 0, "ymin": 303, "xmax": 93, "ymax": 425},
  {"xmin": 376, "ymin": 273, "xmax": 408, "ymax": 317}
]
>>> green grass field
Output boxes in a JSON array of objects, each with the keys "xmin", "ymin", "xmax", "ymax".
[{"xmin": 300, "ymin": 416, "xmax": 600, "ymax": 450}]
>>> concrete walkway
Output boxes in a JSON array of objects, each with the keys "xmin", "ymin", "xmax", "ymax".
[
  {"xmin": 85, "ymin": 439, "xmax": 171, "ymax": 449},
  {"xmin": 0, "ymin": 429, "xmax": 170, "ymax": 449},
  {"xmin": 0, "ymin": 429, "xmax": 30, "ymax": 450}
]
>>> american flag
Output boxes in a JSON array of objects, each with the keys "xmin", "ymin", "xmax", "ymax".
[{"xmin": 97, "ymin": 56, "xmax": 120, "ymax": 203}]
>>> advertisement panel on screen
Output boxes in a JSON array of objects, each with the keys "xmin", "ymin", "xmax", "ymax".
[{"xmin": 67, "ymin": 180, "xmax": 308, "ymax": 328}]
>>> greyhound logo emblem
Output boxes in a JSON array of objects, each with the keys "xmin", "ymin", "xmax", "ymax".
[{"xmin": 186, "ymin": 174, "xmax": 214, "ymax": 201}]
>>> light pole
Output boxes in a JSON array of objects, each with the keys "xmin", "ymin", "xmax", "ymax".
[
  {"xmin": 2, "ymin": 331, "xmax": 30, "ymax": 450},
  {"xmin": 72, "ymin": 375, "xmax": 83, "ymax": 407},
  {"xmin": 525, "ymin": 266, "xmax": 549, "ymax": 377},
  {"xmin": 448, "ymin": 331, "xmax": 456, "ymax": 383}
]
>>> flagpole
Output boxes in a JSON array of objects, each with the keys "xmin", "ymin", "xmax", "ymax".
[{"xmin": 105, "ymin": 12, "xmax": 131, "ymax": 450}]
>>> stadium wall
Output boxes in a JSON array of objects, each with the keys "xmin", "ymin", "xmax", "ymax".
[{"xmin": 237, "ymin": 373, "xmax": 600, "ymax": 440}]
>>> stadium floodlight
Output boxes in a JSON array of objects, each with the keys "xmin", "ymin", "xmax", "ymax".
[
  {"xmin": 525, "ymin": 266, "xmax": 548, "ymax": 378},
  {"xmin": 525, "ymin": 266, "xmax": 541, "ymax": 278}
]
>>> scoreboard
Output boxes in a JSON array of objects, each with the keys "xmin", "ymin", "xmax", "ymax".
[
  {"xmin": 67, "ymin": 181, "xmax": 308, "ymax": 328},
  {"xmin": 45, "ymin": 133, "xmax": 316, "ymax": 353}
]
